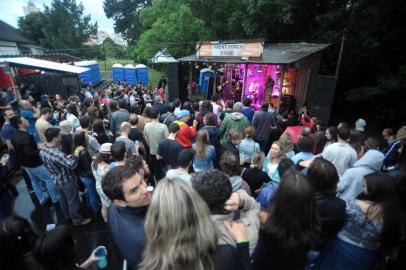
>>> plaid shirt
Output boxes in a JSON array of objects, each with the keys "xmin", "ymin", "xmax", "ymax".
[{"xmin": 39, "ymin": 146, "xmax": 79, "ymax": 186}]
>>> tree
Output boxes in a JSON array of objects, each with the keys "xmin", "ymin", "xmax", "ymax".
[
  {"xmin": 101, "ymin": 38, "xmax": 128, "ymax": 59},
  {"xmin": 17, "ymin": 12, "xmax": 46, "ymax": 43},
  {"xmin": 103, "ymin": 0, "xmax": 152, "ymax": 44},
  {"xmin": 133, "ymin": 2, "xmax": 210, "ymax": 62},
  {"xmin": 40, "ymin": 0, "xmax": 97, "ymax": 49}
]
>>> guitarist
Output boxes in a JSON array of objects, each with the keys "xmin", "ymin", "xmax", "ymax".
[
  {"xmin": 248, "ymin": 79, "xmax": 259, "ymax": 104},
  {"xmin": 216, "ymin": 79, "xmax": 228, "ymax": 99}
]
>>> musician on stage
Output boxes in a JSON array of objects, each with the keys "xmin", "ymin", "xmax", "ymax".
[
  {"xmin": 234, "ymin": 81, "xmax": 242, "ymax": 103},
  {"xmin": 248, "ymin": 79, "xmax": 259, "ymax": 104}
]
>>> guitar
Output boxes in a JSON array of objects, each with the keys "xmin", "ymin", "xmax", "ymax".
[{"xmin": 217, "ymin": 81, "xmax": 229, "ymax": 93}]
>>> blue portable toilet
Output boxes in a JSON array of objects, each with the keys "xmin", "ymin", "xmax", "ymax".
[
  {"xmin": 75, "ymin": 60, "xmax": 102, "ymax": 86},
  {"xmin": 135, "ymin": 64, "xmax": 149, "ymax": 85},
  {"xmin": 112, "ymin": 63, "xmax": 124, "ymax": 82},
  {"xmin": 199, "ymin": 68, "xmax": 215, "ymax": 94},
  {"xmin": 124, "ymin": 64, "xmax": 136, "ymax": 85}
]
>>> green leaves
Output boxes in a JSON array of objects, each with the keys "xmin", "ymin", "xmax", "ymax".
[
  {"xmin": 18, "ymin": 0, "xmax": 97, "ymax": 50},
  {"xmin": 17, "ymin": 12, "xmax": 46, "ymax": 43},
  {"xmin": 103, "ymin": 0, "xmax": 152, "ymax": 43},
  {"xmin": 132, "ymin": 2, "xmax": 209, "ymax": 61}
]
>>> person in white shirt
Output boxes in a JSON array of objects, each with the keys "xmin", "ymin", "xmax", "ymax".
[{"xmin": 321, "ymin": 125, "xmax": 358, "ymax": 177}]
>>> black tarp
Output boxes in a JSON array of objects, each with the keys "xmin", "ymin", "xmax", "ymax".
[{"xmin": 16, "ymin": 73, "xmax": 80, "ymax": 99}]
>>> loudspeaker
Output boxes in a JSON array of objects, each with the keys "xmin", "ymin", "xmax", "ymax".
[{"xmin": 167, "ymin": 62, "xmax": 187, "ymax": 102}]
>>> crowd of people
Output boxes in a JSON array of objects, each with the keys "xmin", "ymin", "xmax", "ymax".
[{"xmin": 0, "ymin": 80, "xmax": 405, "ymax": 270}]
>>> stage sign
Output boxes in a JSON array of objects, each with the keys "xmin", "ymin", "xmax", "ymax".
[{"xmin": 197, "ymin": 41, "xmax": 263, "ymax": 58}]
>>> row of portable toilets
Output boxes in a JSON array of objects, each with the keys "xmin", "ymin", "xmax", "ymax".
[
  {"xmin": 73, "ymin": 61, "xmax": 149, "ymax": 87},
  {"xmin": 112, "ymin": 63, "xmax": 149, "ymax": 85}
]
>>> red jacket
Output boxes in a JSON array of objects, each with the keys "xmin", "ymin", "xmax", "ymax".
[{"xmin": 174, "ymin": 120, "xmax": 196, "ymax": 148}]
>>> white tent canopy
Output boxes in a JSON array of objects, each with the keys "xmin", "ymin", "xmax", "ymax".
[
  {"xmin": 0, "ymin": 57, "xmax": 89, "ymax": 74},
  {"xmin": 74, "ymin": 60, "xmax": 98, "ymax": 66},
  {"xmin": 150, "ymin": 48, "xmax": 178, "ymax": 63}
]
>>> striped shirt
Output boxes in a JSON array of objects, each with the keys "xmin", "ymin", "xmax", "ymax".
[{"xmin": 39, "ymin": 146, "xmax": 78, "ymax": 186}]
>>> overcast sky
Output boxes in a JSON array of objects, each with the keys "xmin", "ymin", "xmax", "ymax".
[{"xmin": 0, "ymin": 0, "xmax": 115, "ymax": 33}]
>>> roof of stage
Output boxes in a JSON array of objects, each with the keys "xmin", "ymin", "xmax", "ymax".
[{"xmin": 178, "ymin": 42, "xmax": 330, "ymax": 64}]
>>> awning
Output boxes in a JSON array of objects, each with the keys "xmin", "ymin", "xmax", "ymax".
[
  {"xmin": 178, "ymin": 43, "xmax": 330, "ymax": 64},
  {"xmin": 0, "ymin": 57, "xmax": 90, "ymax": 74}
]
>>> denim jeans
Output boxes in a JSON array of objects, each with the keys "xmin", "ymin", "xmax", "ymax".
[
  {"xmin": 23, "ymin": 165, "xmax": 59, "ymax": 204},
  {"xmin": 79, "ymin": 176, "xmax": 101, "ymax": 213},
  {"xmin": 56, "ymin": 180, "xmax": 84, "ymax": 225}
]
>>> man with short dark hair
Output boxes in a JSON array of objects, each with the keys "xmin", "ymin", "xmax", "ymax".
[
  {"xmin": 10, "ymin": 115, "xmax": 58, "ymax": 205},
  {"xmin": 110, "ymin": 100, "xmax": 130, "ymax": 136},
  {"xmin": 242, "ymin": 98, "xmax": 255, "ymax": 124},
  {"xmin": 321, "ymin": 125, "xmax": 358, "ymax": 176},
  {"xmin": 78, "ymin": 115, "xmax": 100, "ymax": 156},
  {"xmin": 39, "ymin": 128, "xmax": 90, "ymax": 226},
  {"xmin": 291, "ymin": 136, "xmax": 315, "ymax": 165},
  {"xmin": 144, "ymin": 108, "xmax": 168, "ymax": 181},
  {"xmin": 159, "ymin": 102, "xmax": 177, "ymax": 127},
  {"xmin": 110, "ymin": 141, "xmax": 128, "ymax": 170},
  {"xmin": 102, "ymin": 166, "xmax": 150, "ymax": 268},
  {"xmin": 253, "ymin": 101, "xmax": 275, "ymax": 153},
  {"xmin": 156, "ymin": 123, "xmax": 182, "ymax": 171},
  {"xmin": 35, "ymin": 107, "xmax": 52, "ymax": 144},
  {"xmin": 173, "ymin": 98, "xmax": 181, "ymax": 115},
  {"xmin": 166, "ymin": 148, "xmax": 194, "ymax": 183},
  {"xmin": 192, "ymin": 169, "xmax": 260, "ymax": 255}
]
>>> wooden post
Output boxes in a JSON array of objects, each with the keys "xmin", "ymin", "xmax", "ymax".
[
  {"xmin": 242, "ymin": 63, "xmax": 248, "ymax": 101},
  {"xmin": 335, "ymin": 33, "xmax": 345, "ymax": 78}
]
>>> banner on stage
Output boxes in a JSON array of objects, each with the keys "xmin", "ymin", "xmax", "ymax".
[{"xmin": 196, "ymin": 41, "xmax": 263, "ymax": 59}]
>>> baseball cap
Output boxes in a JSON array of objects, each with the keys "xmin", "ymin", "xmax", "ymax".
[{"xmin": 176, "ymin": 109, "xmax": 190, "ymax": 119}]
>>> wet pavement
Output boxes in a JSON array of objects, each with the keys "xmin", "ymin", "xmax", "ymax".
[{"xmin": 13, "ymin": 179, "xmax": 124, "ymax": 270}]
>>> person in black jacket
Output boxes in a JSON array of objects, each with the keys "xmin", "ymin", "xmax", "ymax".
[
  {"xmin": 241, "ymin": 152, "xmax": 270, "ymax": 197},
  {"xmin": 9, "ymin": 115, "xmax": 58, "ymax": 205},
  {"xmin": 219, "ymin": 129, "xmax": 242, "ymax": 161},
  {"xmin": 0, "ymin": 215, "xmax": 39, "ymax": 270},
  {"xmin": 139, "ymin": 178, "xmax": 251, "ymax": 270},
  {"xmin": 73, "ymin": 131, "xmax": 101, "ymax": 213},
  {"xmin": 306, "ymin": 157, "xmax": 346, "ymax": 250}
]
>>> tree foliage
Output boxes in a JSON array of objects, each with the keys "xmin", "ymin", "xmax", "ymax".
[
  {"xmin": 103, "ymin": 0, "xmax": 152, "ymax": 44},
  {"xmin": 17, "ymin": 12, "xmax": 46, "ymax": 43},
  {"xmin": 132, "ymin": 1, "xmax": 210, "ymax": 62},
  {"xmin": 18, "ymin": 0, "xmax": 97, "ymax": 50}
]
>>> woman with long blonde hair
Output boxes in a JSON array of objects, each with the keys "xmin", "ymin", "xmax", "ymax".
[
  {"xmin": 192, "ymin": 130, "xmax": 216, "ymax": 172},
  {"xmin": 139, "ymin": 179, "xmax": 251, "ymax": 270},
  {"xmin": 262, "ymin": 140, "xmax": 285, "ymax": 182}
]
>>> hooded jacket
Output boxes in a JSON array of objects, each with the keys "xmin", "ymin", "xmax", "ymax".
[
  {"xmin": 220, "ymin": 112, "xmax": 249, "ymax": 144},
  {"xmin": 337, "ymin": 149, "xmax": 384, "ymax": 201},
  {"xmin": 211, "ymin": 190, "xmax": 260, "ymax": 255}
]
